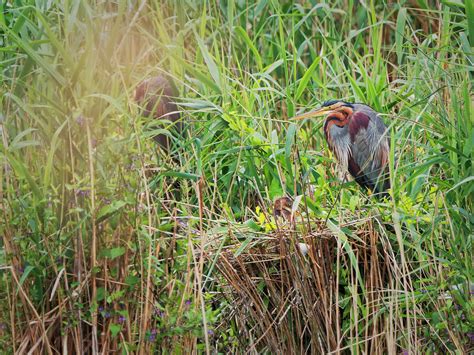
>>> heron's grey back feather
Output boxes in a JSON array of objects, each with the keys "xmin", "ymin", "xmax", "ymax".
[{"xmin": 351, "ymin": 105, "xmax": 390, "ymax": 192}]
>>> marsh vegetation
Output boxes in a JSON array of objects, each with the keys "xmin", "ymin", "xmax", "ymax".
[{"xmin": 0, "ymin": 1, "xmax": 473, "ymax": 353}]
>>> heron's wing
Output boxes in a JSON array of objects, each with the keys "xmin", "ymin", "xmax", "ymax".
[{"xmin": 348, "ymin": 111, "xmax": 390, "ymax": 193}]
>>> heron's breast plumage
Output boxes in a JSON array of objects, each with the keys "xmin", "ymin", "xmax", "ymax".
[{"xmin": 326, "ymin": 123, "xmax": 351, "ymax": 172}]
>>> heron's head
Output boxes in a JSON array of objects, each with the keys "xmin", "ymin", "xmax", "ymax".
[
  {"xmin": 291, "ymin": 100, "xmax": 354, "ymax": 123},
  {"xmin": 135, "ymin": 75, "xmax": 179, "ymax": 120},
  {"xmin": 134, "ymin": 76, "xmax": 171, "ymax": 103}
]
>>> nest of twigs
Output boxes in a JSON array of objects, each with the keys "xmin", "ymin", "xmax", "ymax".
[{"xmin": 212, "ymin": 217, "xmax": 394, "ymax": 354}]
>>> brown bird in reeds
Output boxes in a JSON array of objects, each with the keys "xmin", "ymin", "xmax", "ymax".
[{"xmin": 273, "ymin": 196, "xmax": 293, "ymax": 221}]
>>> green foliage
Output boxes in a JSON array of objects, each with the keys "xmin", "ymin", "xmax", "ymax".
[{"xmin": 0, "ymin": 0, "xmax": 472, "ymax": 353}]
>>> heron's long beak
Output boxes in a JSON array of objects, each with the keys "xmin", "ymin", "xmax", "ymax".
[{"xmin": 290, "ymin": 103, "xmax": 340, "ymax": 121}]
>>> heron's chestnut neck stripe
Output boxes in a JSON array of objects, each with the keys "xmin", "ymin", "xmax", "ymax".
[
  {"xmin": 325, "ymin": 106, "xmax": 353, "ymax": 125},
  {"xmin": 324, "ymin": 112, "xmax": 348, "ymax": 135},
  {"xmin": 328, "ymin": 112, "xmax": 347, "ymax": 125},
  {"xmin": 323, "ymin": 116, "xmax": 345, "ymax": 144},
  {"xmin": 323, "ymin": 107, "xmax": 354, "ymax": 144}
]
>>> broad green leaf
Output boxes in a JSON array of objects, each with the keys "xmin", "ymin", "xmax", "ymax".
[
  {"xmin": 234, "ymin": 235, "xmax": 254, "ymax": 257},
  {"xmin": 110, "ymin": 324, "xmax": 122, "ymax": 338},
  {"xmin": 396, "ymin": 8, "xmax": 407, "ymax": 65},
  {"xmin": 17, "ymin": 265, "xmax": 35, "ymax": 295},
  {"xmin": 7, "ymin": 153, "xmax": 42, "ymax": 201},
  {"xmin": 100, "ymin": 247, "xmax": 126, "ymax": 260},
  {"xmin": 125, "ymin": 275, "xmax": 140, "ymax": 287},
  {"xmin": 465, "ymin": 0, "xmax": 474, "ymax": 47},
  {"xmin": 447, "ymin": 176, "xmax": 474, "ymax": 193},
  {"xmin": 285, "ymin": 123, "xmax": 297, "ymax": 180},
  {"xmin": 194, "ymin": 31, "xmax": 221, "ymax": 89},
  {"xmin": 244, "ymin": 219, "xmax": 261, "ymax": 232},
  {"xmin": 9, "ymin": 128, "xmax": 38, "ymax": 151},
  {"xmin": 97, "ymin": 200, "xmax": 127, "ymax": 223},
  {"xmin": 269, "ymin": 178, "xmax": 283, "ymax": 200},
  {"xmin": 295, "ymin": 56, "xmax": 321, "ymax": 100},
  {"xmin": 235, "ymin": 26, "xmax": 262, "ymax": 70},
  {"xmin": 43, "ymin": 120, "xmax": 67, "ymax": 189},
  {"xmin": 0, "ymin": 23, "xmax": 66, "ymax": 87}
]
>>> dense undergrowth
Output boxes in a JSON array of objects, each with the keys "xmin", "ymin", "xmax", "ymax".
[{"xmin": 0, "ymin": 0, "xmax": 473, "ymax": 353}]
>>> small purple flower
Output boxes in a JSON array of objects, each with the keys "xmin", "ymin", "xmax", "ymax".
[
  {"xmin": 148, "ymin": 328, "xmax": 157, "ymax": 341},
  {"xmin": 401, "ymin": 350, "xmax": 409, "ymax": 355},
  {"xmin": 207, "ymin": 329, "xmax": 214, "ymax": 336},
  {"xmin": 0, "ymin": 323, "xmax": 6, "ymax": 330},
  {"xmin": 185, "ymin": 299, "xmax": 191, "ymax": 307},
  {"xmin": 118, "ymin": 315, "xmax": 126, "ymax": 323},
  {"xmin": 153, "ymin": 308, "xmax": 165, "ymax": 317},
  {"xmin": 104, "ymin": 312, "xmax": 111, "ymax": 319},
  {"xmin": 98, "ymin": 306, "xmax": 104, "ymax": 312},
  {"xmin": 76, "ymin": 189, "xmax": 90, "ymax": 197},
  {"xmin": 76, "ymin": 115, "xmax": 86, "ymax": 127},
  {"xmin": 467, "ymin": 332, "xmax": 474, "ymax": 342}
]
